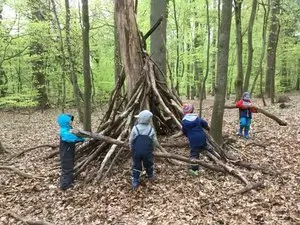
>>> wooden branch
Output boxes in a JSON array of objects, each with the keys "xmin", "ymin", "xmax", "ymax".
[
  {"xmin": 0, "ymin": 166, "xmax": 42, "ymax": 179},
  {"xmin": 1, "ymin": 209, "xmax": 54, "ymax": 225},
  {"xmin": 9, "ymin": 144, "xmax": 58, "ymax": 160},
  {"xmin": 235, "ymin": 181, "xmax": 265, "ymax": 194},
  {"xmin": 224, "ymin": 105, "xmax": 287, "ymax": 126},
  {"xmin": 206, "ymin": 152, "xmax": 249, "ymax": 185},
  {"xmin": 143, "ymin": 16, "xmax": 163, "ymax": 40}
]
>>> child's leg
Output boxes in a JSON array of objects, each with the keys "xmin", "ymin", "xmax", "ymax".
[
  {"xmin": 190, "ymin": 148, "xmax": 200, "ymax": 171},
  {"xmin": 60, "ymin": 142, "xmax": 75, "ymax": 190},
  {"xmin": 143, "ymin": 151, "xmax": 154, "ymax": 178},
  {"xmin": 132, "ymin": 152, "xmax": 142, "ymax": 187},
  {"xmin": 239, "ymin": 117, "xmax": 247, "ymax": 136},
  {"xmin": 244, "ymin": 118, "xmax": 252, "ymax": 138}
]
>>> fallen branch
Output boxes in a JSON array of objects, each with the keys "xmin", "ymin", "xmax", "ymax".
[
  {"xmin": 71, "ymin": 129, "xmax": 260, "ymax": 185},
  {"xmin": 0, "ymin": 165, "xmax": 42, "ymax": 179},
  {"xmin": 9, "ymin": 144, "xmax": 58, "ymax": 160},
  {"xmin": 224, "ymin": 105, "xmax": 287, "ymax": 126},
  {"xmin": 235, "ymin": 181, "xmax": 265, "ymax": 194},
  {"xmin": 1, "ymin": 208, "xmax": 54, "ymax": 225}
]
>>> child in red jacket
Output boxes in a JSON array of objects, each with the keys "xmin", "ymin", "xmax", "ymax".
[{"xmin": 236, "ymin": 92, "xmax": 256, "ymax": 139}]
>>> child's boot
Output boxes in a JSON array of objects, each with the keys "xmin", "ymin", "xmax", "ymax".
[
  {"xmin": 244, "ymin": 129, "xmax": 249, "ymax": 139},
  {"xmin": 132, "ymin": 178, "xmax": 139, "ymax": 190},
  {"xmin": 238, "ymin": 126, "xmax": 243, "ymax": 137}
]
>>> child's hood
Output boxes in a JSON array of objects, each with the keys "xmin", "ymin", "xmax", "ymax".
[
  {"xmin": 57, "ymin": 114, "xmax": 72, "ymax": 129},
  {"xmin": 182, "ymin": 113, "xmax": 198, "ymax": 122},
  {"xmin": 135, "ymin": 110, "xmax": 153, "ymax": 124}
]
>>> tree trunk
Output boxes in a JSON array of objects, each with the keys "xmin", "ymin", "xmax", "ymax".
[
  {"xmin": 244, "ymin": 0, "xmax": 257, "ymax": 93},
  {"xmin": 81, "ymin": 0, "xmax": 92, "ymax": 131},
  {"xmin": 150, "ymin": 0, "xmax": 168, "ymax": 88},
  {"xmin": 29, "ymin": 0, "xmax": 50, "ymax": 110},
  {"xmin": 210, "ymin": 0, "xmax": 232, "ymax": 145},
  {"xmin": 50, "ymin": 0, "xmax": 67, "ymax": 112},
  {"xmin": 65, "ymin": 0, "xmax": 84, "ymax": 122},
  {"xmin": 250, "ymin": 0, "xmax": 269, "ymax": 98},
  {"xmin": 114, "ymin": 9, "xmax": 122, "ymax": 84},
  {"xmin": 0, "ymin": 4, "xmax": 8, "ymax": 97},
  {"xmin": 265, "ymin": 0, "xmax": 280, "ymax": 103},
  {"xmin": 234, "ymin": 0, "xmax": 243, "ymax": 101},
  {"xmin": 199, "ymin": 0, "xmax": 211, "ymax": 117},
  {"xmin": 115, "ymin": 0, "xmax": 144, "ymax": 98}
]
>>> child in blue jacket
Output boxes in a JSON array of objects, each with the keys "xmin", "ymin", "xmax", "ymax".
[
  {"xmin": 129, "ymin": 110, "xmax": 158, "ymax": 190},
  {"xmin": 57, "ymin": 114, "xmax": 85, "ymax": 190},
  {"xmin": 181, "ymin": 104, "xmax": 210, "ymax": 176}
]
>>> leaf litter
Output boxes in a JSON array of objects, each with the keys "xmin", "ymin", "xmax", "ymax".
[{"xmin": 0, "ymin": 95, "xmax": 300, "ymax": 224}]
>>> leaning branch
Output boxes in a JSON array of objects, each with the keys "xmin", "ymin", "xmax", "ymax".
[
  {"xmin": 224, "ymin": 105, "xmax": 287, "ymax": 126},
  {"xmin": 9, "ymin": 144, "xmax": 59, "ymax": 160},
  {"xmin": 72, "ymin": 129, "xmax": 253, "ymax": 185},
  {"xmin": 0, "ymin": 166, "xmax": 42, "ymax": 179},
  {"xmin": 1, "ymin": 208, "xmax": 54, "ymax": 225}
]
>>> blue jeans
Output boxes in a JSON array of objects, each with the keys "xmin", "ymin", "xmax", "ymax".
[{"xmin": 240, "ymin": 117, "xmax": 251, "ymax": 131}]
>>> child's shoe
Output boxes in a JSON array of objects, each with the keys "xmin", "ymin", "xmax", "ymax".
[
  {"xmin": 148, "ymin": 174, "xmax": 157, "ymax": 182},
  {"xmin": 188, "ymin": 169, "xmax": 199, "ymax": 176},
  {"xmin": 132, "ymin": 179, "xmax": 139, "ymax": 190},
  {"xmin": 244, "ymin": 130, "xmax": 249, "ymax": 139},
  {"xmin": 238, "ymin": 127, "xmax": 243, "ymax": 137}
]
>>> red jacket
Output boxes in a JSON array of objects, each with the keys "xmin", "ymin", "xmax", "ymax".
[{"xmin": 236, "ymin": 99, "xmax": 257, "ymax": 118}]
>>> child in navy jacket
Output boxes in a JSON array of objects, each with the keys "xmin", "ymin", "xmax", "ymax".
[
  {"xmin": 181, "ymin": 104, "xmax": 210, "ymax": 175},
  {"xmin": 235, "ymin": 92, "xmax": 257, "ymax": 139}
]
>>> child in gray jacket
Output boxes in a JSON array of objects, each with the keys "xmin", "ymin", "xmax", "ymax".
[{"xmin": 129, "ymin": 110, "xmax": 158, "ymax": 190}]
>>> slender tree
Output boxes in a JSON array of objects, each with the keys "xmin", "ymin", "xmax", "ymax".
[
  {"xmin": 150, "ymin": 0, "xmax": 168, "ymax": 87},
  {"xmin": 29, "ymin": 0, "xmax": 50, "ymax": 110},
  {"xmin": 65, "ymin": 0, "xmax": 84, "ymax": 122},
  {"xmin": 234, "ymin": 0, "xmax": 243, "ymax": 101},
  {"xmin": 243, "ymin": 0, "xmax": 257, "ymax": 93},
  {"xmin": 265, "ymin": 0, "xmax": 280, "ymax": 103},
  {"xmin": 82, "ymin": 0, "xmax": 92, "ymax": 131},
  {"xmin": 210, "ymin": 0, "xmax": 232, "ymax": 144}
]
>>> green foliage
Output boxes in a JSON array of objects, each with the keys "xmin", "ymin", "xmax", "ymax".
[
  {"xmin": 1, "ymin": 0, "xmax": 300, "ymax": 110},
  {"xmin": 0, "ymin": 92, "xmax": 38, "ymax": 108}
]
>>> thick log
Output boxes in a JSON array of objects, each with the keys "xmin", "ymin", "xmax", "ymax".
[{"xmin": 224, "ymin": 105, "xmax": 287, "ymax": 126}]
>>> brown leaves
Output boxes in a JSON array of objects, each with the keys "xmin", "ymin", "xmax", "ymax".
[{"xmin": 0, "ymin": 95, "xmax": 300, "ymax": 224}]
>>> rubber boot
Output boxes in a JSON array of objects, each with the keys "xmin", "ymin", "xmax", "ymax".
[
  {"xmin": 238, "ymin": 126, "xmax": 243, "ymax": 137},
  {"xmin": 244, "ymin": 129, "xmax": 249, "ymax": 139}
]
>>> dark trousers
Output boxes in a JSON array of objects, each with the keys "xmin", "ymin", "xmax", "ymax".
[
  {"xmin": 59, "ymin": 140, "xmax": 75, "ymax": 190},
  {"xmin": 190, "ymin": 146, "xmax": 206, "ymax": 171},
  {"xmin": 132, "ymin": 150, "xmax": 153, "ymax": 182}
]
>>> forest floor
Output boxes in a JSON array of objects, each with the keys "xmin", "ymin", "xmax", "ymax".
[{"xmin": 0, "ymin": 95, "xmax": 300, "ymax": 225}]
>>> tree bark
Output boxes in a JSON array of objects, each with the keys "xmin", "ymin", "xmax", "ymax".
[
  {"xmin": 65, "ymin": 0, "xmax": 84, "ymax": 122},
  {"xmin": 29, "ymin": 0, "xmax": 50, "ymax": 110},
  {"xmin": 150, "ymin": 0, "xmax": 168, "ymax": 89},
  {"xmin": 234, "ymin": 0, "xmax": 244, "ymax": 101},
  {"xmin": 210, "ymin": 0, "xmax": 232, "ymax": 144},
  {"xmin": 265, "ymin": 0, "xmax": 280, "ymax": 103},
  {"xmin": 114, "ymin": 0, "xmax": 144, "ymax": 98},
  {"xmin": 243, "ymin": 0, "xmax": 257, "ymax": 93},
  {"xmin": 81, "ymin": 0, "xmax": 92, "ymax": 131}
]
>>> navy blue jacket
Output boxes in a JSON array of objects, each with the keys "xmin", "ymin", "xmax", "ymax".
[{"xmin": 181, "ymin": 114, "xmax": 209, "ymax": 149}]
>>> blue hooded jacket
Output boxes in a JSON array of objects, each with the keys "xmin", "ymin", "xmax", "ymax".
[
  {"xmin": 57, "ymin": 114, "xmax": 84, "ymax": 143},
  {"xmin": 182, "ymin": 114, "xmax": 209, "ymax": 148}
]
